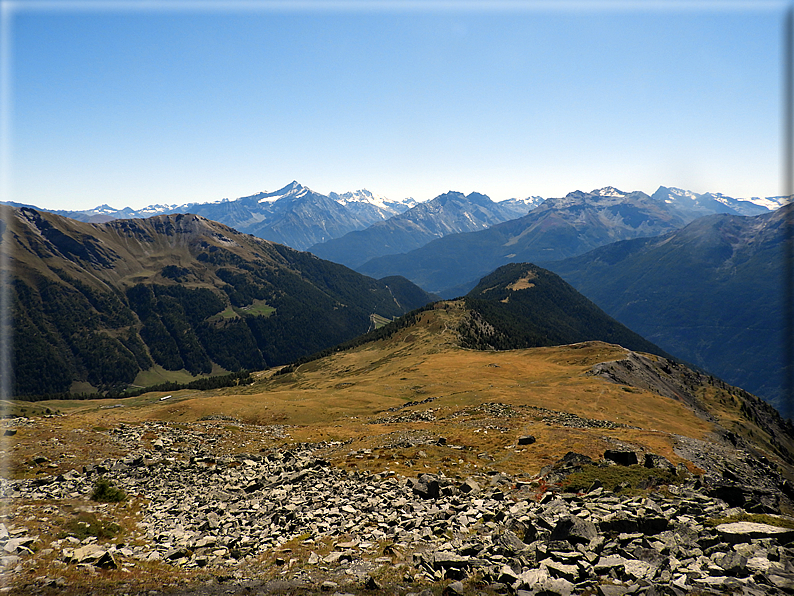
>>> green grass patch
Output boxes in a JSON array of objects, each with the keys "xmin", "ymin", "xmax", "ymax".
[
  {"xmin": 0, "ymin": 401, "xmax": 59, "ymax": 417},
  {"xmin": 91, "ymin": 478, "xmax": 127, "ymax": 503},
  {"xmin": 236, "ymin": 299, "xmax": 275, "ymax": 318},
  {"xmin": 561, "ymin": 464, "xmax": 685, "ymax": 493},
  {"xmin": 59, "ymin": 512, "xmax": 122, "ymax": 541},
  {"xmin": 133, "ymin": 365, "xmax": 203, "ymax": 387},
  {"xmin": 215, "ymin": 306, "xmax": 240, "ymax": 320},
  {"xmin": 209, "ymin": 300, "xmax": 275, "ymax": 322},
  {"xmin": 704, "ymin": 513, "xmax": 794, "ymax": 529},
  {"xmin": 371, "ymin": 314, "xmax": 394, "ymax": 329}
]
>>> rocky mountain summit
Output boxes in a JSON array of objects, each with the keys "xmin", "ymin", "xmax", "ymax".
[{"xmin": 2, "ymin": 418, "xmax": 793, "ymax": 595}]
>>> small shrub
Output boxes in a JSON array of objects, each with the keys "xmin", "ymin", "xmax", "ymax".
[
  {"xmin": 91, "ymin": 478, "xmax": 127, "ymax": 503},
  {"xmin": 59, "ymin": 512, "xmax": 121, "ymax": 541},
  {"xmin": 561, "ymin": 464, "xmax": 684, "ymax": 494},
  {"xmin": 704, "ymin": 513, "xmax": 794, "ymax": 529}
]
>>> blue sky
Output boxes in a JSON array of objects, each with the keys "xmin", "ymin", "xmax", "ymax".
[{"xmin": 1, "ymin": 1, "xmax": 788, "ymax": 210}]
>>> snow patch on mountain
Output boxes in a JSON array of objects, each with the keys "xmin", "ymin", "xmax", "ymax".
[
  {"xmin": 748, "ymin": 196, "xmax": 789, "ymax": 210},
  {"xmin": 498, "ymin": 196, "xmax": 545, "ymax": 210},
  {"xmin": 258, "ymin": 181, "xmax": 308, "ymax": 203},
  {"xmin": 329, "ymin": 189, "xmax": 416, "ymax": 212},
  {"xmin": 593, "ymin": 187, "xmax": 628, "ymax": 198}
]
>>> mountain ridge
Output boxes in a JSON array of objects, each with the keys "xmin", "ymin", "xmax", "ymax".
[
  {"xmin": 547, "ymin": 204, "xmax": 791, "ymax": 412},
  {"xmin": 309, "ymin": 190, "xmax": 537, "ymax": 269},
  {"xmin": 4, "ymin": 205, "xmax": 436, "ymax": 396},
  {"xmin": 357, "ymin": 187, "xmax": 690, "ymax": 294}
]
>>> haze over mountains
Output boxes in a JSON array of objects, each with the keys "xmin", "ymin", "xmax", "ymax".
[{"xmin": 309, "ymin": 191, "xmax": 538, "ymax": 268}]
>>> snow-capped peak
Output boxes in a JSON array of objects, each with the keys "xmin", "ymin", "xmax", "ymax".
[
  {"xmin": 258, "ymin": 181, "xmax": 310, "ymax": 203},
  {"xmin": 665, "ymin": 187, "xmax": 698, "ymax": 201},
  {"xmin": 592, "ymin": 186, "xmax": 627, "ymax": 198},
  {"xmin": 87, "ymin": 204, "xmax": 120, "ymax": 215},
  {"xmin": 329, "ymin": 189, "xmax": 417, "ymax": 211},
  {"xmin": 750, "ymin": 196, "xmax": 790, "ymax": 210},
  {"xmin": 135, "ymin": 204, "xmax": 182, "ymax": 214},
  {"xmin": 331, "ymin": 189, "xmax": 389, "ymax": 208}
]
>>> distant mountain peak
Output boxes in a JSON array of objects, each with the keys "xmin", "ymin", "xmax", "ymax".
[
  {"xmin": 258, "ymin": 181, "xmax": 310, "ymax": 203},
  {"xmin": 652, "ymin": 185, "xmax": 776, "ymax": 217},
  {"xmin": 592, "ymin": 186, "xmax": 628, "ymax": 198},
  {"xmin": 660, "ymin": 186, "xmax": 698, "ymax": 201}
]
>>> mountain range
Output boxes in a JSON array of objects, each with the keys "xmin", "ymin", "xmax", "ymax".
[
  {"xmin": 7, "ymin": 182, "xmax": 417, "ymax": 251},
  {"xmin": 9, "ymin": 182, "xmax": 539, "ymax": 252},
  {"xmin": 308, "ymin": 191, "xmax": 538, "ymax": 268},
  {"xmin": 5, "ymin": 181, "xmax": 790, "ymax": 412},
  {"xmin": 7, "ymin": 182, "xmax": 781, "ymax": 265},
  {"xmin": 4, "ymin": 206, "xmax": 436, "ymax": 396},
  {"xmin": 356, "ymin": 187, "xmax": 691, "ymax": 295}
]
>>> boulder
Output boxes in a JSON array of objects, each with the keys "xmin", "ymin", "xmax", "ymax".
[
  {"xmin": 716, "ymin": 522, "xmax": 794, "ymax": 543},
  {"xmin": 459, "ymin": 479, "xmax": 480, "ymax": 494},
  {"xmin": 644, "ymin": 453, "xmax": 675, "ymax": 471},
  {"xmin": 550, "ymin": 515, "xmax": 598, "ymax": 545},
  {"xmin": 410, "ymin": 474, "xmax": 440, "ymax": 500},
  {"xmin": 604, "ymin": 450, "xmax": 638, "ymax": 466}
]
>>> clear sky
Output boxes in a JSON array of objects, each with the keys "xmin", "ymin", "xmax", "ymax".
[{"xmin": 1, "ymin": 1, "xmax": 789, "ymax": 211}]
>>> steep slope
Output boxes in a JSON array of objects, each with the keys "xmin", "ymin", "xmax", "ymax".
[
  {"xmin": 548, "ymin": 205, "xmax": 790, "ymax": 411},
  {"xmin": 309, "ymin": 191, "xmax": 531, "ymax": 269},
  {"xmin": 357, "ymin": 187, "xmax": 687, "ymax": 295},
  {"xmin": 4, "ymin": 206, "xmax": 436, "ymax": 396}
]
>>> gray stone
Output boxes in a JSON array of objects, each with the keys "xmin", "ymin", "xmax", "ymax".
[
  {"xmin": 622, "ymin": 558, "xmax": 656, "ymax": 581},
  {"xmin": 597, "ymin": 585, "xmax": 629, "ymax": 596},
  {"xmin": 459, "ymin": 479, "xmax": 480, "ymax": 494},
  {"xmin": 717, "ymin": 551, "xmax": 747, "ymax": 575},
  {"xmin": 442, "ymin": 581, "xmax": 465, "ymax": 596},
  {"xmin": 644, "ymin": 454, "xmax": 675, "ymax": 471},
  {"xmin": 716, "ymin": 522, "xmax": 794, "ymax": 543},
  {"xmin": 594, "ymin": 556, "xmax": 626, "ymax": 574},
  {"xmin": 541, "ymin": 558, "xmax": 579, "ymax": 582},
  {"xmin": 550, "ymin": 515, "xmax": 598, "ymax": 545}
]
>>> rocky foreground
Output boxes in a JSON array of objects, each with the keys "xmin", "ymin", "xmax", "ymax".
[{"xmin": 2, "ymin": 421, "xmax": 794, "ymax": 595}]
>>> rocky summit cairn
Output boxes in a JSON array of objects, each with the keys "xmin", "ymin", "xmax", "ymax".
[{"xmin": 2, "ymin": 421, "xmax": 793, "ymax": 594}]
